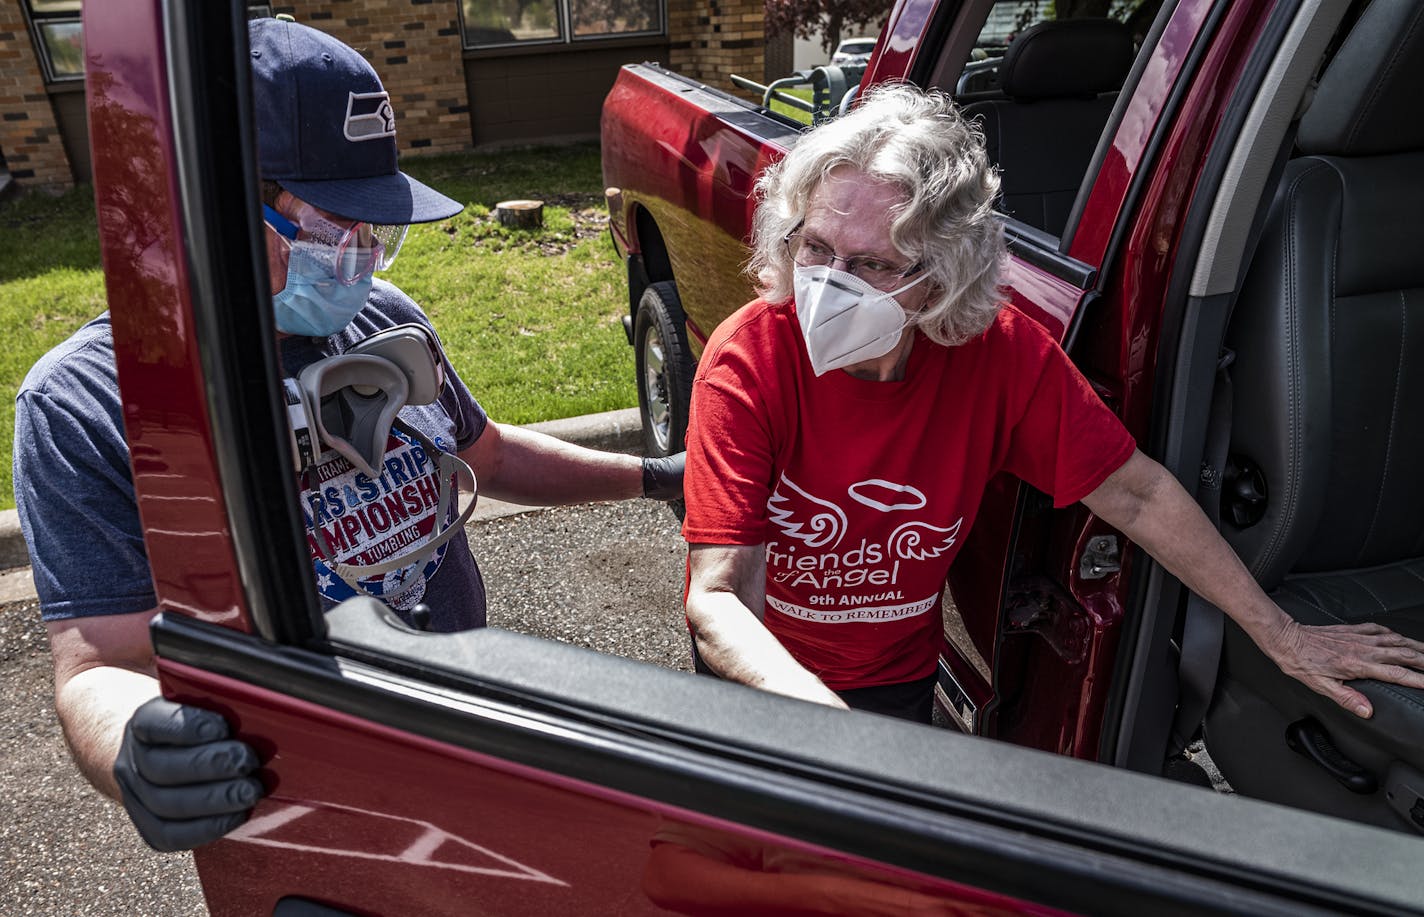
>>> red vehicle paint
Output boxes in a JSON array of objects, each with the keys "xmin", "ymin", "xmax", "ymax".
[{"xmin": 81, "ymin": 0, "xmax": 1424, "ymax": 912}]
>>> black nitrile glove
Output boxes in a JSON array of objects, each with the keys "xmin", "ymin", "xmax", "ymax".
[
  {"xmin": 642, "ymin": 452, "xmax": 686, "ymax": 501},
  {"xmin": 113, "ymin": 696, "xmax": 265, "ymax": 852}
]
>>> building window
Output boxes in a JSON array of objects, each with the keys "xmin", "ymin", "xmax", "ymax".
[
  {"xmin": 24, "ymin": 0, "xmax": 83, "ymax": 83},
  {"xmin": 461, "ymin": 0, "xmax": 663, "ymax": 49},
  {"xmin": 23, "ymin": 3, "xmax": 274, "ymax": 84}
]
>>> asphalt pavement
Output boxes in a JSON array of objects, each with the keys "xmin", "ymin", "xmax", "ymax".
[
  {"xmin": 0, "ymin": 406, "xmax": 1230, "ymax": 913},
  {"xmin": 2, "ymin": 408, "xmax": 692, "ymax": 916}
]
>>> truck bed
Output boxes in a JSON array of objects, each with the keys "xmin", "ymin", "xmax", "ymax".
[{"xmin": 601, "ymin": 62, "xmax": 806, "ymax": 350}]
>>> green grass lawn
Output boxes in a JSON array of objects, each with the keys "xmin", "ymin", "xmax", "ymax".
[
  {"xmin": 769, "ymin": 86, "xmax": 815, "ymax": 124},
  {"xmin": 0, "ymin": 141, "xmax": 634, "ymax": 512}
]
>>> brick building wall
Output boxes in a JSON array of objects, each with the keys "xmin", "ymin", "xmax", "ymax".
[
  {"xmin": 0, "ymin": 2, "xmax": 73, "ymax": 189},
  {"xmin": 1, "ymin": 0, "xmax": 764, "ymax": 192},
  {"xmin": 666, "ymin": 0, "xmax": 765, "ymax": 98},
  {"xmin": 275, "ymin": 1, "xmax": 471, "ymax": 156}
]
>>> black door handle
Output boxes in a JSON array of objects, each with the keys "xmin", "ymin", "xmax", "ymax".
[{"xmin": 274, "ymin": 898, "xmax": 363, "ymax": 917}]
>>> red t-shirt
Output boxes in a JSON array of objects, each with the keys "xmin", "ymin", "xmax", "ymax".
[{"xmin": 682, "ymin": 298, "xmax": 1136, "ymax": 691}]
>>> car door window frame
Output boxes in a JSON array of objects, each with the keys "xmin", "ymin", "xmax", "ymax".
[
  {"xmin": 1103, "ymin": 0, "xmax": 1354, "ymax": 770},
  {"xmin": 163, "ymin": 0, "xmax": 323, "ymax": 644},
  {"xmin": 124, "ymin": 3, "xmax": 1424, "ymax": 912}
]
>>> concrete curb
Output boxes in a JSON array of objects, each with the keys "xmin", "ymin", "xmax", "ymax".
[
  {"xmin": 0, "ymin": 407, "xmax": 644, "ymax": 597},
  {"xmin": 471, "ymin": 407, "xmax": 644, "ymax": 522},
  {"xmin": 523, "ymin": 406, "xmax": 643, "ymax": 457},
  {"xmin": 0, "ymin": 509, "xmax": 27, "ymax": 569}
]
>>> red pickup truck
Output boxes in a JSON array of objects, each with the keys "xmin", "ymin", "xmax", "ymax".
[
  {"xmin": 603, "ymin": 0, "xmax": 1424, "ymax": 839},
  {"xmin": 70, "ymin": 0, "xmax": 1423, "ymax": 912}
]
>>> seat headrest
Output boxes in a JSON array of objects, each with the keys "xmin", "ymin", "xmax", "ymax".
[
  {"xmin": 1000, "ymin": 18, "xmax": 1134, "ymax": 101},
  {"xmin": 1298, "ymin": 1, "xmax": 1424, "ymax": 156}
]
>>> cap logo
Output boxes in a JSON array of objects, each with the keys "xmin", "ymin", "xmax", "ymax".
[{"xmin": 344, "ymin": 91, "xmax": 397, "ymax": 142}]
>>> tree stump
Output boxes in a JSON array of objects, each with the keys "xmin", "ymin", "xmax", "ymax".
[{"xmin": 495, "ymin": 199, "xmax": 544, "ymax": 229}]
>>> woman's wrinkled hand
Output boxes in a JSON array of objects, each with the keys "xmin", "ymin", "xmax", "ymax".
[{"xmin": 1258, "ymin": 619, "xmax": 1424, "ymax": 717}]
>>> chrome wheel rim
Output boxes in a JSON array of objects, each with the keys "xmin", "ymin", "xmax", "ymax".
[{"xmin": 641, "ymin": 324, "xmax": 672, "ymax": 453}]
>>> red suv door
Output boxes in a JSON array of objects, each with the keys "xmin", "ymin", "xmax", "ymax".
[{"xmin": 88, "ymin": 2, "xmax": 1424, "ymax": 914}]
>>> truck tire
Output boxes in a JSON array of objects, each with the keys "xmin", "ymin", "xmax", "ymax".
[{"xmin": 633, "ymin": 281, "xmax": 694, "ymax": 459}]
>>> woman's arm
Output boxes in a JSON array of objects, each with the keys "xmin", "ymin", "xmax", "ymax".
[
  {"xmin": 686, "ymin": 543, "xmax": 847, "ymax": 709},
  {"xmin": 1082, "ymin": 449, "xmax": 1424, "ymax": 717}
]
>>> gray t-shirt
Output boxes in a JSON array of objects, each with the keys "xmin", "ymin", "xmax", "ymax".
[{"xmin": 14, "ymin": 280, "xmax": 488, "ymax": 632}]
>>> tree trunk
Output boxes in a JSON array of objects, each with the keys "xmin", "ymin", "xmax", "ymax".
[
  {"xmin": 495, "ymin": 199, "xmax": 544, "ymax": 229},
  {"xmin": 825, "ymin": 12, "xmax": 844, "ymax": 55}
]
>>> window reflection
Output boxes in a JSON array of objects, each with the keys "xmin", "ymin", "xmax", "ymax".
[
  {"xmin": 569, "ymin": 0, "xmax": 661, "ymax": 38},
  {"xmin": 462, "ymin": 0, "xmax": 562, "ymax": 45},
  {"xmin": 461, "ymin": 0, "xmax": 663, "ymax": 47},
  {"xmin": 37, "ymin": 21, "xmax": 83, "ymax": 80}
]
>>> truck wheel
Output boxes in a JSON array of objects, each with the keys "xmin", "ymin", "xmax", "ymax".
[{"xmin": 634, "ymin": 281, "xmax": 694, "ymax": 459}]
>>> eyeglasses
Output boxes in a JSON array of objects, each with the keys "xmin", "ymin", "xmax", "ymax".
[
  {"xmin": 264, "ymin": 202, "xmax": 409, "ymax": 286},
  {"xmin": 784, "ymin": 231, "xmax": 921, "ymax": 291}
]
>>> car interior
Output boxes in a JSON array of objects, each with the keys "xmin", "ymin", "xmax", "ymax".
[
  {"xmin": 925, "ymin": 0, "xmax": 1424, "ymax": 837},
  {"xmin": 960, "ymin": 18, "xmax": 1136, "ymax": 236},
  {"xmin": 1204, "ymin": 0, "xmax": 1424, "ymax": 835},
  {"xmin": 952, "ymin": 1, "xmax": 1163, "ymax": 239}
]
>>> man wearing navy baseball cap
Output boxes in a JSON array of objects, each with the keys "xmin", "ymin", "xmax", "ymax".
[
  {"xmin": 14, "ymin": 16, "xmax": 684, "ymax": 854},
  {"xmin": 250, "ymin": 15, "xmax": 463, "ymax": 226}
]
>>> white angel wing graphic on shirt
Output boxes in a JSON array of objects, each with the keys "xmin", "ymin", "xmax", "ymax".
[
  {"xmin": 767, "ymin": 475, "xmax": 848, "ymax": 550},
  {"xmin": 888, "ymin": 517, "xmax": 963, "ymax": 561}
]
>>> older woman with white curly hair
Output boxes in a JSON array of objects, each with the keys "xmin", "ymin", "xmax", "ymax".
[
  {"xmin": 748, "ymin": 84, "xmax": 1005, "ymax": 354},
  {"xmin": 681, "ymin": 83, "xmax": 1424, "ymax": 723}
]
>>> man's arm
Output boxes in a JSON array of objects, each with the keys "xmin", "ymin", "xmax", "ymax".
[
  {"xmin": 459, "ymin": 421, "xmax": 644, "ymax": 506},
  {"xmin": 47, "ymin": 611, "xmax": 264, "ymax": 851},
  {"xmin": 686, "ymin": 543, "xmax": 847, "ymax": 709},
  {"xmin": 47, "ymin": 611, "xmax": 162, "ymax": 798},
  {"xmin": 1082, "ymin": 449, "xmax": 1424, "ymax": 717}
]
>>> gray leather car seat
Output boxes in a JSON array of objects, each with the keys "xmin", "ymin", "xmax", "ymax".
[
  {"xmin": 1205, "ymin": 0, "xmax": 1424, "ymax": 834},
  {"xmin": 961, "ymin": 18, "xmax": 1134, "ymax": 236}
]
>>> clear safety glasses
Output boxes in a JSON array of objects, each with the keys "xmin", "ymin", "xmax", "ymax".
[
  {"xmin": 264, "ymin": 201, "xmax": 409, "ymax": 286},
  {"xmin": 784, "ymin": 231, "xmax": 921, "ymax": 292}
]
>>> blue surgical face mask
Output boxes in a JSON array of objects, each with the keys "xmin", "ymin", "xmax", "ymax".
[{"xmin": 273, "ymin": 241, "xmax": 373, "ymax": 337}]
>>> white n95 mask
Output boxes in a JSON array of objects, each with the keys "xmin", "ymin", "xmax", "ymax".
[{"xmin": 793, "ymin": 264, "xmax": 928, "ymax": 376}]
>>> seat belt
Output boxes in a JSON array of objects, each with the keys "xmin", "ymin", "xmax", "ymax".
[
  {"xmin": 1168, "ymin": 349, "xmax": 1232, "ymax": 757},
  {"xmin": 1161, "ymin": 87, "xmax": 1311, "ymax": 759}
]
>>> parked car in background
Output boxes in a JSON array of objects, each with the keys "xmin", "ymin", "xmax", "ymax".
[
  {"xmin": 603, "ymin": 0, "xmax": 1424, "ymax": 843},
  {"xmin": 830, "ymin": 36, "xmax": 876, "ymax": 66},
  {"xmin": 74, "ymin": 0, "xmax": 1424, "ymax": 912}
]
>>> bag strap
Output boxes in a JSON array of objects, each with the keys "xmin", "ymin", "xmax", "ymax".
[{"xmin": 304, "ymin": 421, "xmax": 477, "ymax": 589}]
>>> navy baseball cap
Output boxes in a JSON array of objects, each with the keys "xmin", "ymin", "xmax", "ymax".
[{"xmin": 249, "ymin": 17, "xmax": 462, "ymax": 225}]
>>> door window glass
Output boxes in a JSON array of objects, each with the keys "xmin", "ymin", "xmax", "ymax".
[
  {"xmin": 22, "ymin": 0, "xmax": 82, "ymax": 82},
  {"xmin": 950, "ymin": 0, "xmax": 1164, "ymax": 237}
]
